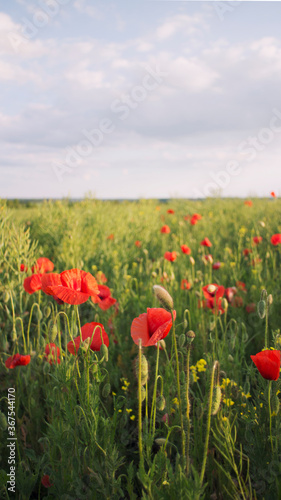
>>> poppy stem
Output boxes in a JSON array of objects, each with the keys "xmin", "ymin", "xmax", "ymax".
[
  {"xmin": 265, "ymin": 300, "xmax": 269, "ymax": 349},
  {"xmin": 186, "ymin": 345, "xmax": 191, "ymax": 475},
  {"xmin": 75, "ymin": 305, "xmax": 83, "ymax": 342},
  {"xmin": 150, "ymin": 341, "xmax": 160, "ymax": 437},
  {"xmin": 199, "ymin": 360, "xmax": 219, "ymax": 489},
  {"xmin": 171, "ymin": 311, "xmax": 185, "ymax": 464},
  {"xmin": 138, "ymin": 339, "xmax": 143, "ymax": 462},
  {"xmin": 268, "ymin": 380, "xmax": 273, "ymax": 452}
]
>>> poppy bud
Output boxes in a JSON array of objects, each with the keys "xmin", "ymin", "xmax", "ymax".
[
  {"xmin": 228, "ymin": 354, "xmax": 234, "ymax": 362},
  {"xmin": 100, "ymin": 343, "xmax": 108, "ymax": 362},
  {"xmin": 3, "ymin": 291, "xmax": 10, "ymax": 303},
  {"xmin": 156, "ymin": 395, "xmax": 166, "ymax": 411},
  {"xmin": 155, "ymin": 438, "xmax": 167, "ymax": 447},
  {"xmin": 190, "ymin": 257, "xmax": 195, "ymax": 266},
  {"xmin": 260, "ymin": 289, "xmax": 267, "ymax": 301},
  {"xmin": 179, "ymin": 333, "xmax": 186, "ymax": 348},
  {"xmin": 221, "ymin": 298, "xmax": 228, "ymax": 312},
  {"xmin": 268, "ymin": 294, "xmax": 273, "ymax": 306},
  {"xmin": 102, "ymin": 383, "xmax": 111, "ymax": 398},
  {"xmin": 0, "ymin": 411, "xmax": 7, "ymax": 431},
  {"xmin": 134, "ymin": 354, "xmax": 148, "ymax": 386},
  {"xmin": 153, "ymin": 285, "xmax": 174, "ymax": 311},
  {"xmin": 50, "ymin": 324, "xmax": 58, "ymax": 342},
  {"xmin": 159, "ymin": 339, "xmax": 166, "ymax": 350},
  {"xmin": 37, "ymin": 310, "xmax": 43, "ymax": 321},
  {"xmin": 92, "ymin": 362, "xmax": 98, "ymax": 374},
  {"xmin": 211, "ymin": 386, "xmax": 222, "ymax": 415},
  {"xmin": 257, "ymin": 300, "xmax": 266, "ymax": 319},
  {"xmin": 271, "ymin": 394, "xmax": 280, "ymax": 416},
  {"xmin": 186, "ymin": 330, "xmax": 196, "ymax": 344},
  {"xmin": 11, "ymin": 329, "xmax": 17, "ymax": 342},
  {"xmin": 80, "ymin": 338, "xmax": 91, "ymax": 352},
  {"xmin": 151, "ymin": 271, "xmax": 157, "ymax": 278},
  {"xmin": 44, "ymin": 306, "xmax": 52, "ymax": 319}
]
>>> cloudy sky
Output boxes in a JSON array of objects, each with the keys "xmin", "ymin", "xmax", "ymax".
[{"xmin": 1, "ymin": 0, "xmax": 281, "ymax": 199}]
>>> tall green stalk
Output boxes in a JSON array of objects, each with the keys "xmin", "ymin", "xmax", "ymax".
[{"xmin": 171, "ymin": 312, "xmax": 185, "ymax": 463}]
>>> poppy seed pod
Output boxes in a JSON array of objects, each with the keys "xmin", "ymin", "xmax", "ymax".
[
  {"xmin": 153, "ymin": 285, "xmax": 174, "ymax": 311},
  {"xmin": 211, "ymin": 386, "xmax": 222, "ymax": 415},
  {"xmin": 257, "ymin": 300, "xmax": 266, "ymax": 319},
  {"xmin": 3, "ymin": 291, "xmax": 10, "ymax": 303}
]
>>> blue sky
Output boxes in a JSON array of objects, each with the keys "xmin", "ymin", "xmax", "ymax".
[{"xmin": 1, "ymin": 0, "xmax": 281, "ymax": 199}]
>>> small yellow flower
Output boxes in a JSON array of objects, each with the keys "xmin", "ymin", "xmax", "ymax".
[
  {"xmin": 223, "ymin": 398, "xmax": 234, "ymax": 407},
  {"xmin": 172, "ymin": 397, "xmax": 179, "ymax": 406},
  {"xmin": 126, "ymin": 409, "xmax": 133, "ymax": 413},
  {"xmin": 130, "ymin": 415, "xmax": 136, "ymax": 421},
  {"xmin": 112, "ymin": 392, "xmax": 116, "ymax": 396}
]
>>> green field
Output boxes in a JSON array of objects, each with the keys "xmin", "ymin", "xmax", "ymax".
[{"xmin": 1, "ymin": 197, "xmax": 281, "ymax": 499}]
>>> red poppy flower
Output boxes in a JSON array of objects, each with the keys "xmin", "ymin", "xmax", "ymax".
[
  {"xmin": 236, "ymin": 281, "xmax": 247, "ymax": 292},
  {"xmin": 225, "ymin": 287, "xmax": 237, "ymax": 303},
  {"xmin": 212, "ymin": 262, "xmax": 221, "ymax": 270},
  {"xmin": 253, "ymin": 236, "xmax": 262, "ymax": 245},
  {"xmin": 32, "ymin": 257, "xmax": 54, "ymax": 273},
  {"xmin": 202, "ymin": 284, "xmax": 225, "ymax": 313},
  {"xmin": 271, "ymin": 233, "xmax": 281, "ymax": 245},
  {"xmin": 96, "ymin": 271, "xmax": 107, "ymax": 284},
  {"xmin": 44, "ymin": 343, "xmax": 60, "ymax": 365},
  {"xmin": 135, "ymin": 240, "xmax": 141, "ymax": 247},
  {"xmin": 244, "ymin": 200, "xmax": 253, "ymax": 207},
  {"xmin": 200, "ymin": 238, "xmax": 212, "ymax": 247},
  {"xmin": 164, "ymin": 251, "xmax": 177, "ymax": 262},
  {"xmin": 41, "ymin": 269, "xmax": 99, "ymax": 305},
  {"xmin": 181, "ymin": 245, "xmax": 191, "ymax": 255},
  {"xmin": 131, "ymin": 307, "xmax": 176, "ymax": 347},
  {"xmin": 23, "ymin": 274, "xmax": 42, "ymax": 294},
  {"xmin": 271, "ymin": 192, "xmax": 276, "ymax": 198},
  {"xmin": 190, "ymin": 213, "xmax": 202, "ymax": 225},
  {"xmin": 5, "ymin": 353, "xmax": 31, "ymax": 369},
  {"xmin": 246, "ymin": 303, "xmax": 256, "ymax": 313},
  {"xmin": 243, "ymin": 248, "xmax": 252, "ymax": 256},
  {"xmin": 41, "ymin": 475, "xmax": 53, "ymax": 488},
  {"xmin": 161, "ymin": 225, "xmax": 170, "ymax": 234},
  {"xmin": 181, "ymin": 279, "xmax": 191, "ymax": 290},
  {"xmin": 67, "ymin": 322, "xmax": 109, "ymax": 355},
  {"xmin": 92, "ymin": 284, "xmax": 117, "ymax": 311},
  {"xmin": 167, "ymin": 209, "xmax": 175, "ymax": 214},
  {"xmin": 107, "ymin": 234, "xmax": 114, "ymax": 240},
  {"xmin": 251, "ymin": 349, "xmax": 281, "ymax": 381},
  {"xmin": 20, "ymin": 264, "xmax": 28, "ymax": 272}
]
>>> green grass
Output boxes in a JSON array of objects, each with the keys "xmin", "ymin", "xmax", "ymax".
[{"xmin": 1, "ymin": 197, "xmax": 281, "ymax": 499}]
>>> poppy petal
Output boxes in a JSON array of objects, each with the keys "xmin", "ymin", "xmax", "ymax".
[
  {"xmin": 131, "ymin": 313, "xmax": 150, "ymax": 346},
  {"xmin": 147, "ymin": 308, "xmax": 173, "ymax": 335},
  {"xmin": 67, "ymin": 337, "xmax": 80, "ymax": 355},
  {"xmin": 46, "ymin": 286, "xmax": 90, "ymax": 305}
]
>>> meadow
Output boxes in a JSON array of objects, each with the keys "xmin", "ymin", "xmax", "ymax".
[{"xmin": 0, "ymin": 196, "xmax": 281, "ymax": 500}]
